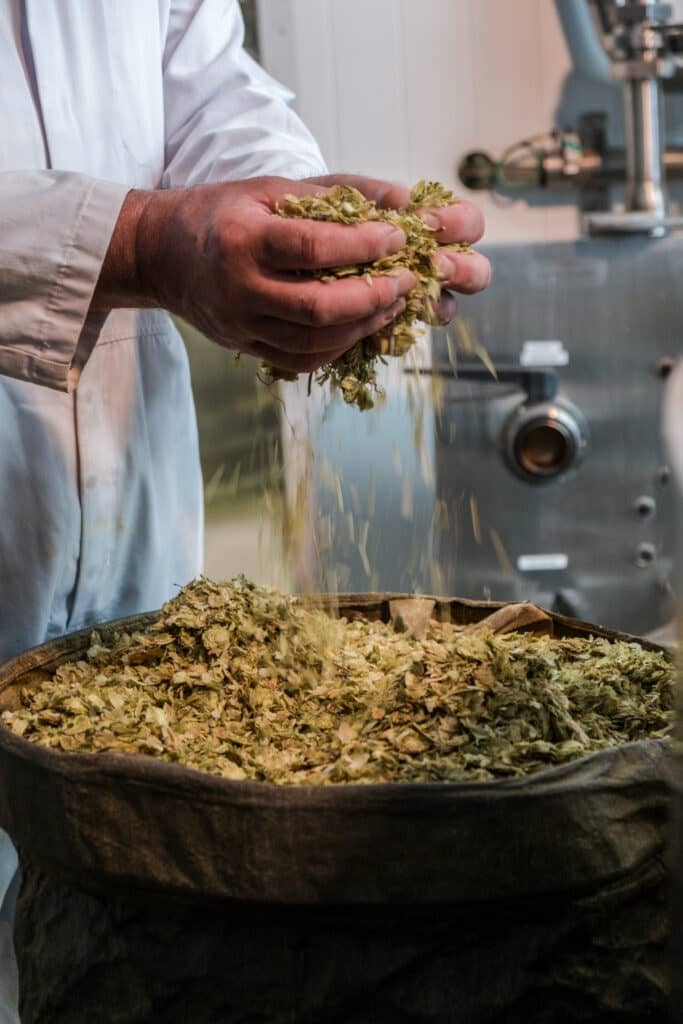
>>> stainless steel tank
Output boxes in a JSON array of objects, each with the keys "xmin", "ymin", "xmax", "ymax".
[
  {"xmin": 430, "ymin": 236, "xmax": 678, "ymax": 634},
  {"xmin": 304, "ymin": 235, "xmax": 677, "ymax": 636},
  {"xmin": 291, "ymin": 0, "xmax": 683, "ymax": 637}
]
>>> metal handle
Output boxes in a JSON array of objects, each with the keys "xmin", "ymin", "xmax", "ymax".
[{"xmin": 408, "ymin": 364, "xmax": 558, "ymax": 404}]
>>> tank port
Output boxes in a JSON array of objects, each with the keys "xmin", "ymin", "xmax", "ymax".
[
  {"xmin": 656, "ymin": 357, "xmax": 675, "ymax": 380},
  {"xmin": 657, "ymin": 465, "xmax": 670, "ymax": 487},
  {"xmin": 503, "ymin": 401, "xmax": 587, "ymax": 484},
  {"xmin": 632, "ymin": 495, "xmax": 656, "ymax": 519},
  {"xmin": 635, "ymin": 542, "xmax": 657, "ymax": 568}
]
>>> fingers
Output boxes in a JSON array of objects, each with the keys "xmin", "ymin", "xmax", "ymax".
[
  {"xmin": 249, "ymin": 298, "xmax": 407, "ymax": 370},
  {"xmin": 258, "ymin": 215, "xmax": 405, "ymax": 271},
  {"xmin": 304, "ymin": 174, "xmax": 411, "ymax": 212},
  {"xmin": 432, "ymin": 249, "xmax": 492, "ymax": 295},
  {"xmin": 419, "ymin": 199, "xmax": 485, "ymax": 245},
  {"xmin": 306, "ymin": 177, "xmax": 486, "ymax": 250},
  {"xmin": 260, "ymin": 181, "xmax": 486, "ymax": 276},
  {"xmin": 248, "ymin": 338, "xmax": 351, "ymax": 375},
  {"xmin": 256, "ymin": 268, "xmax": 415, "ymax": 327}
]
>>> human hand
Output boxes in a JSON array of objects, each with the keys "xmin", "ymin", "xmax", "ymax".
[
  {"xmin": 93, "ymin": 174, "xmax": 490, "ymax": 374},
  {"xmin": 94, "ymin": 176, "xmax": 418, "ymax": 375}
]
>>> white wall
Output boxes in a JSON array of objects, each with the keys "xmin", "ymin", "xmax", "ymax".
[{"xmin": 258, "ymin": 0, "xmax": 584, "ymax": 243}]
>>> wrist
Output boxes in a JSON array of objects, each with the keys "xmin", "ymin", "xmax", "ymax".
[
  {"xmin": 134, "ymin": 188, "xmax": 187, "ymax": 312},
  {"xmin": 91, "ymin": 188, "xmax": 181, "ymax": 312}
]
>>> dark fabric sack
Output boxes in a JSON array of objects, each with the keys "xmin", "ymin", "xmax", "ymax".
[{"xmin": 0, "ymin": 596, "xmax": 672, "ymax": 1024}]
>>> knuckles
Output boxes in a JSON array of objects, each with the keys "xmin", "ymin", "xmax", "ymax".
[
  {"xmin": 291, "ymin": 277, "xmax": 390, "ymax": 328},
  {"xmin": 294, "ymin": 224, "xmax": 327, "ymax": 268},
  {"xmin": 214, "ymin": 219, "xmax": 252, "ymax": 262},
  {"xmin": 259, "ymin": 222, "xmax": 328, "ymax": 269},
  {"xmin": 294, "ymin": 290, "xmax": 336, "ymax": 328}
]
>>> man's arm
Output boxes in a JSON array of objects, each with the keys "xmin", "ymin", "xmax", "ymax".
[
  {"xmin": 92, "ymin": 177, "xmax": 415, "ymax": 375},
  {"xmin": 0, "ymin": 169, "xmax": 488, "ymax": 397},
  {"xmin": 0, "ymin": 0, "xmax": 327, "ymax": 394},
  {"xmin": 0, "ymin": 3, "xmax": 489, "ymax": 390},
  {"xmin": 142, "ymin": 2, "xmax": 489, "ymax": 369}
]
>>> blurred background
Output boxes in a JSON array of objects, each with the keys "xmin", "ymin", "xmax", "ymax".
[{"xmin": 188, "ymin": 0, "xmax": 683, "ymax": 637}]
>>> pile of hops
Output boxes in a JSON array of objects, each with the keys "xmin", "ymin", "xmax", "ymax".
[
  {"xmin": 266, "ymin": 180, "xmax": 472, "ymax": 410},
  {"xmin": 3, "ymin": 578, "xmax": 673, "ymax": 786}
]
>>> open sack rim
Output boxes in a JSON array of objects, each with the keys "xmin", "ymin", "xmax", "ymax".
[{"xmin": 0, "ymin": 592, "xmax": 671, "ymax": 799}]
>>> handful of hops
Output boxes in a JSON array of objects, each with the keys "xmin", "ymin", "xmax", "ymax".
[{"xmin": 265, "ymin": 180, "xmax": 472, "ymax": 411}]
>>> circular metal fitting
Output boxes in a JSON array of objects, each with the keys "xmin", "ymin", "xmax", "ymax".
[
  {"xmin": 458, "ymin": 151, "xmax": 497, "ymax": 191},
  {"xmin": 655, "ymin": 356, "xmax": 674, "ymax": 379},
  {"xmin": 502, "ymin": 401, "xmax": 588, "ymax": 484},
  {"xmin": 656, "ymin": 465, "xmax": 671, "ymax": 487},
  {"xmin": 632, "ymin": 494, "xmax": 657, "ymax": 519},
  {"xmin": 635, "ymin": 541, "xmax": 657, "ymax": 568}
]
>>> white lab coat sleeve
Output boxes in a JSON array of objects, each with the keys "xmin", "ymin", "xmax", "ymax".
[
  {"xmin": 161, "ymin": 0, "xmax": 328, "ymax": 187},
  {"xmin": 0, "ymin": 171, "xmax": 129, "ymax": 391}
]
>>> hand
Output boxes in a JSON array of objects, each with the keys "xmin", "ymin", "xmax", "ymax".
[{"xmin": 93, "ymin": 175, "xmax": 490, "ymax": 374}]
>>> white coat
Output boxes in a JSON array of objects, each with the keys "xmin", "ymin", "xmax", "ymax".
[{"xmin": 0, "ymin": 1, "xmax": 326, "ymax": 1016}]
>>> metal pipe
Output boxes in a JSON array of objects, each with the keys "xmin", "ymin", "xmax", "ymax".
[
  {"xmin": 555, "ymin": 0, "xmax": 611, "ymax": 81},
  {"xmin": 623, "ymin": 76, "xmax": 667, "ymax": 217},
  {"xmin": 458, "ymin": 143, "xmax": 683, "ymax": 192},
  {"xmin": 586, "ymin": 0, "xmax": 623, "ymax": 58},
  {"xmin": 460, "ymin": 0, "xmax": 683, "ymax": 236}
]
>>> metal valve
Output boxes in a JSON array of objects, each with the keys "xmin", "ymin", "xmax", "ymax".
[
  {"xmin": 407, "ymin": 364, "xmax": 588, "ymax": 485},
  {"xmin": 502, "ymin": 400, "xmax": 589, "ymax": 484}
]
